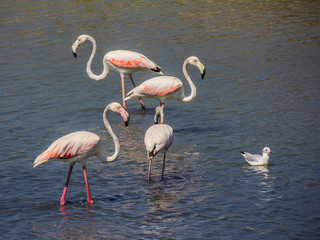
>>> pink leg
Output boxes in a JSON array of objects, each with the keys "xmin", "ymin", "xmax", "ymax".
[
  {"xmin": 82, "ymin": 166, "xmax": 94, "ymax": 204},
  {"xmin": 148, "ymin": 158, "xmax": 152, "ymax": 182},
  {"xmin": 130, "ymin": 75, "xmax": 145, "ymax": 112},
  {"xmin": 161, "ymin": 153, "xmax": 166, "ymax": 180},
  {"xmin": 121, "ymin": 76, "xmax": 126, "ymax": 109},
  {"xmin": 60, "ymin": 165, "xmax": 73, "ymax": 206}
]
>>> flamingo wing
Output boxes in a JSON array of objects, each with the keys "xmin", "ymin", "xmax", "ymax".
[
  {"xmin": 144, "ymin": 124, "xmax": 174, "ymax": 158},
  {"xmin": 34, "ymin": 131, "xmax": 100, "ymax": 167},
  {"xmin": 106, "ymin": 50, "xmax": 161, "ymax": 72},
  {"xmin": 126, "ymin": 76, "xmax": 182, "ymax": 99}
]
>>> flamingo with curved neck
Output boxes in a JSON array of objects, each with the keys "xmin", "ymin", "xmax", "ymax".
[
  {"xmin": 33, "ymin": 102, "xmax": 129, "ymax": 205},
  {"xmin": 72, "ymin": 34, "xmax": 163, "ymax": 111},
  {"xmin": 125, "ymin": 56, "xmax": 206, "ymax": 109},
  {"xmin": 144, "ymin": 106, "xmax": 174, "ymax": 181}
]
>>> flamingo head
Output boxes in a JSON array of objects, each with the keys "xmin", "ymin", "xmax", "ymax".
[
  {"xmin": 188, "ymin": 56, "xmax": 206, "ymax": 79},
  {"xmin": 71, "ymin": 34, "xmax": 91, "ymax": 58},
  {"xmin": 108, "ymin": 102, "xmax": 130, "ymax": 127}
]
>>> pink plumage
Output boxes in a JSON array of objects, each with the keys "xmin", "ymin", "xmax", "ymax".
[
  {"xmin": 72, "ymin": 34, "xmax": 163, "ymax": 110},
  {"xmin": 33, "ymin": 102, "xmax": 129, "ymax": 205},
  {"xmin": 106, "ymin": 50, "xmax": 160, "ymax": 71},
  {"xmin": 125, "ymin": 56, "xmax": 206, "ymax": 109},
  {"xmin": 34, "ymin": 131, "xmax": 101, "ymax": 168}
]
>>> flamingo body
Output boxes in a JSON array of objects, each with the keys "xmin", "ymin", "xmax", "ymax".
[
  {"xmin": 144, "ymin": 107, "xmax": 174, "ymax": 181},
  {"xmin": 126, "ymin": 76, "xmax": 183, "ymax": 103},
  {"xmin": 105, "ymin": 50, "xmax": 161, "ymax": 74},
  {"xmin": 126, "ymin": 56, "xmax": 205, "ymax": 109},
  {"xmin": 34, "ymin": 102, "xmax": 130, "ymax": 205},
  {"xmin": 72, "ymin": 34, "xmax": 163, "ymax": 110},
  {"xmin": 145, "ymin": 124, "xmax": 174, "ymax": 158},
  {"xmin": 34, "ymin": 131, "xmax": 102, "ymax": 168}
]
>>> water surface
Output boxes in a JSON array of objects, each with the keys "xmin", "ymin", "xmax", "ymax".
[{"xmin": 1, "ymin": 1, "xmax": 319, "ymax": 239}]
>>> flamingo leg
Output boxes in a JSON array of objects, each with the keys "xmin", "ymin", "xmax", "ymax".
[
  {"xmin": 148, "ymin": 158, "xmax": 152, "ymax": 182},
  {"xmin": 129, "ymin": 75, "xmax": 145, "ymax": 112},
  {"xmin": 161, "ymin": 153, "xmax": 166, "ymax": 180},
  {"xmin": 121, "ymin": 75, "xmax": 127, "ymax": 109},
  {"xmin": 82, "ymin": 166, "xmax": 94, "ymax": 204},
  {"xmin": 60, "ymin": 165, "xmax": 74, "ymax": 206}
]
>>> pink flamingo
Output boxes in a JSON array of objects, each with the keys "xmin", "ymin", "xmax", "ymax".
[
  {"xmin": 144, "ymin": 106, "xmax": 174, "ymax": 181},
  {"xmin": 71, "ymin": 34, "xmax": 163, "ymax": 111},
  {"xmin": 33, "ymin": 102, "xmax": 129, "ymax": 205},
  {"xmin": 125, "ymin": 56, "xmax": 205, "ymax": 109}
]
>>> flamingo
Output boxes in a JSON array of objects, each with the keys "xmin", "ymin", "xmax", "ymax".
[
  {"xmin": 33, "ymin": 102, "xmax": 130, "ymax": 205},
  {"xmin": 144, "ymin": 106, "xmax": 174, "ymax": 181},
  {"xmin": 71, "ymin": 34, "xmax": 163, "ymax": 111},
  {"xmin": 241, "ymin": 147, "xmax": 273, "ymax": 166},
  {"xmin": 125, "ymin": 56, "xmax": 206, "ymax": 109}
]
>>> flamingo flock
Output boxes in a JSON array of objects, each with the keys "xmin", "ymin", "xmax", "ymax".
[{"xmin": 34, "ymin": 33, "xmax": 271, "ymax": 205}]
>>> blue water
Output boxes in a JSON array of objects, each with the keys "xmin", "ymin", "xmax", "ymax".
[{"xmin": 1, "ymin": 0, "xmax": 320, "ymax": 239}]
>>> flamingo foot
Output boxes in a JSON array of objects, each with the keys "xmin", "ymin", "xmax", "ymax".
[
  {"xmin": 141, "ymin": 104, "xmax": 146, "ymax": 113},
  {"xmin": 60, "ymin": 200, "xmax": 66, "ymax": 206},
  {"xmin": 87, "ymin": 199, "xmax": 94, "ymax": 204},
  {"xmin": 138, "ymin": 98, "xmax": 146, "ymax": 112}
]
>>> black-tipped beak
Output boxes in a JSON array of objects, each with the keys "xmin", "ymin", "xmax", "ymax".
[
  {"xmin": 125, "ymin": 116, "xmax": 130, "ymax": 127},
  {"xmin": 72, "ymin": 51, "xmax": 77, "ymax": 58},
  {"xmin": 201, "ymin": 68, "xmax": 206, "ymax": 79}
]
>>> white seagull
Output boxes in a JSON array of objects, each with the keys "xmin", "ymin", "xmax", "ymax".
[{"xmin": 241, "ymin": 147, "xmax": 273, "ymax": 166}]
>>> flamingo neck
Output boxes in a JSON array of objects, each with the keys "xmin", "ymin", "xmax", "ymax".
[
  {"xmin": 159, "ymin": 111, "xmax": 164, "ymax": 124},
  {"xmin": 154, "ymin": 107, "xmax": 164, "ymax": 124},
  {"xmin": 181, "ymin": 59, "xmax": 196, "ymax": 102},
  {"xmin": 86, "ymin": 35, "xmax": 110, "ymax": 81},
  {"xmin": 103, "ymin": 106, "xmax": 120, "ymax": 162}
]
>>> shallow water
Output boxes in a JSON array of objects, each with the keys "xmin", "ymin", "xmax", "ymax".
[{"xmin": 1, "ymin": 0, "xmax": 320, "ymax": 239}]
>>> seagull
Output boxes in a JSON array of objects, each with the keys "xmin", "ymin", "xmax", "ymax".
[{"xmin": 241, "ymin": 147, "xmax": 272, "ymax": 165}]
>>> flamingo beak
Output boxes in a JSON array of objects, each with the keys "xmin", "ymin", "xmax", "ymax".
[
  {"xmin": 125, "ymin": 118, "xmax": 129, "ymax": 127},
  {"xmin": 118, "ymin": 107, "xmax": 130, "ymax": 127},
  {"xmin": 201, "ymin": 68, "xmax": 206, "ymax": 79},
  {"xmin": 196, "ymin": 61, "xmax": 206, "ymax": 79},
  {"xmin": 71, "ymin": 41, "xmax": 79, "ymax": 58}
]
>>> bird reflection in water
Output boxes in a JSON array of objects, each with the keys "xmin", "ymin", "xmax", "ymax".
[
  {"xmin": 146, "ymin": 186, "xmax": 179, "ymax": 211},
  {"xmin": 245, "ymin": 164, "xmax": 270, "ymax": 177}
]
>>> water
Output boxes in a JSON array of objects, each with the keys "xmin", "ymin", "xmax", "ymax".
[{"xmin": 1, "ymin": 0, "xmax": 319, "ymax": 239}]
